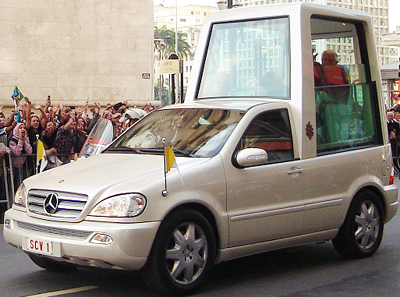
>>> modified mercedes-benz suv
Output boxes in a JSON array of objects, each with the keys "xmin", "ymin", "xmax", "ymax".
[{"xmin": 4, "ymin": 3, "xmax": 398, "ymax": 295}]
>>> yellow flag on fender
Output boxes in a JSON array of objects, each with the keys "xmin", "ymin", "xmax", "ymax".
[
  {"xmin": 164, "ymin": 146, "xmax": 184, "ymax": 185},
  {"xmin": 36, "ymin": 140, "xmax": 48, "ymax": 173},
  {"xmin": 165, "ymin": 146, "xmax": 176, "ymax": 173}
]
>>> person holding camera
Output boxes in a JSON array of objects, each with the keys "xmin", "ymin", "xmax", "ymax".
[{"xmin": 9, "ymin": 123, "xmax": 32, "ymax": 188}]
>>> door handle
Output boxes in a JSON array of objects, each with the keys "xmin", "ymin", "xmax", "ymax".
[{"xmin": 287, "ymin": 167, "xmax": 303, "ymax": 175}]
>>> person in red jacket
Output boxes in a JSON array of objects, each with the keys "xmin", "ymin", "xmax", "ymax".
[
  {"xmin": 316, "ymin": 50, "xmax": 350, "ymax": 102},
  {"xmin": 314, "ymin": 50, "xmax": 351, "ymax": 143}
]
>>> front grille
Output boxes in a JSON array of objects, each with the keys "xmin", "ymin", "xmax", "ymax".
[
  {"xmin": 16, "ymin": 221, "xmax": 92, "ymax": 240},
  {"xmin": 27, "ymin": 189, "xmax": 89, "ymax": 219}
]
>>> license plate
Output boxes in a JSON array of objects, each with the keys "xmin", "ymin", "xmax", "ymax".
[{"xmin": 27, "ymin": 238, "xmax": 53, "ymax": 256}]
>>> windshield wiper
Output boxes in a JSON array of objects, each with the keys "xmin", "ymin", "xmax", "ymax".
[
  {"xmin": 106, "ymin": 146, "xmax": 140, "ymax": 153},
  {"xmin": 137, "ymin": 148, "xmax": 164, "ymax": 154},
  {"xmin": 107, "ymin": 146, "xmax": 196, "ymax": 157},
  {"xmin": 171, "ymin": 148, "xmax": 195, "ymax": 157}
]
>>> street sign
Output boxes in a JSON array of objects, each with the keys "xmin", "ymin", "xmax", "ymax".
[{"xmin": 156, "ymin": 60, "xmax": 180, "ymax": 75}]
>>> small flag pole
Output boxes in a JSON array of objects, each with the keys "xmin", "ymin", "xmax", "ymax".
[
  {"xmin": 35, "ymin": 134, "xmax": 40, "ymax": 174},
  {"xmin": 12, "ymin": 94, "xmax": 18, "ymax": 120},
  {"xmin": 162, "ymin": 137, "xmax": 168, "ymax": 196}
]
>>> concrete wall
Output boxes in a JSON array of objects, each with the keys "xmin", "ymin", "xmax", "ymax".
[{"xmin": 0, "ymin": 0, "xmax": 154, "ymax": 108}]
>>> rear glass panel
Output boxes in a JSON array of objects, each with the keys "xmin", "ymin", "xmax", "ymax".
[{"xmin": 311, "ymin": 17, "xmax": 382, "ymax": 154}]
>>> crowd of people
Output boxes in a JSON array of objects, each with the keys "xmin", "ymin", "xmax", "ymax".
[
  {"xmin": 0, "ymin": 96, "xmax": 155, "ymax": 221},
  {"xmin": 387, "ymin": 105, "xmax": 400, "ymax": 158},
  {"xmin": 0, "ymin": 96, "xmax": 154, "ymax": 193}
]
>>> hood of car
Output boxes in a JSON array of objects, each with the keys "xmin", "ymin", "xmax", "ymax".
[{"xmin": 23, "ymin": 153, "xmax": 209, "ymax": 196}]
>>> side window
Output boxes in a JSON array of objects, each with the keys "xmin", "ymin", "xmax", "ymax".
[
  {"xmin": 241, "ymin": 109, "xmax": 294, "ymax": 162},
  {"xmin": 311, "ymin": 17, "xmax": 381, "ymax": 154}
]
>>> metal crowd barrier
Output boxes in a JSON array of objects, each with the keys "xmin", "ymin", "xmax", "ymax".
[
  {"xmin": 0, "ymin": 152, "xmax": 70, "ymax": 223},
  {"xmin": 0, "ymin": 153, "xmax": 14, "ymax": 223}
]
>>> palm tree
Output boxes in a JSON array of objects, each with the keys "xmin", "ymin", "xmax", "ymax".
[
  {"xmin": 154, "ymin": 26, "xmax": 191, "ymax": 105},
  {"xmin": 154, "ymin": 25, "xmax": 191, "ymax": 59}
]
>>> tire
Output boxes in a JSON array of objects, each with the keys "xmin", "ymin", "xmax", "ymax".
[
  {"xmin": 332, "ymin": 190, "xmax": 384, "ymax": 258},
  {"xmin": 28, "ymin": 253, "xmax": 76, "ymax": 272},
  {"xmin": 142, "ymin": 209, "xmax": 216, "ymax": 295}
]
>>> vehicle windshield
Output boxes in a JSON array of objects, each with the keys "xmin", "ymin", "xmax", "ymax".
[
  {"xmin": 106, "ymin": 108, "xmax": 243, "ymax": 157},
  {"xmin": 198, "ymin": 17, "xmax": 290, "ymax": 99}
]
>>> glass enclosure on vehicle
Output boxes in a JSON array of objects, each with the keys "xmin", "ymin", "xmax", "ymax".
[
  {"xmin": 196, "ymin": 12, "xmax": 382, "ymax": 156},
  {"xmin": 198, "ymin": 17, "xmax": 290, "ymax": 99},
  {"xmin": 311, "ymin": 17, "xmax": 382, "ymax": 154},
  {"xmin": 107, "ymin": 108, "xmax": 243, "ymax": 158}
]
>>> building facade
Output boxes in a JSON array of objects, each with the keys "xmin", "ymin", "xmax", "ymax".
[{"xmin": 0, "ymin": 0, "xmax": 154, "ymax": 108}]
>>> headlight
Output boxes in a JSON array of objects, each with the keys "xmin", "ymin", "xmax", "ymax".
[
  {"xmin": 89, "ymin": 193, "xmax": 146, "ymax": 217},
  {"xmin": 13, "ymin": 183, "xmax": 27, "ymax": 208}
]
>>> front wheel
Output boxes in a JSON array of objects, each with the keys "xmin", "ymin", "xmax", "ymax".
[
  {"xmin": 142, "ymin": 209, "xmax": 216, "ymax": 295},
  {"xmin": 332, "ymin": 190, "xmax": 384, "ymax": 258}
]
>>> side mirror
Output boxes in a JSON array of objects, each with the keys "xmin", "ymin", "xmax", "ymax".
[{"xmin": 236, "ymin": 148, "xmax": 268, "ymax": 167}]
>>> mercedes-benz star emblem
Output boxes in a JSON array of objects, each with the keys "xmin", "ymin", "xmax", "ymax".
[{"xmin": 44, "ymin": 193, "xmax": 59, "ymax": 214}]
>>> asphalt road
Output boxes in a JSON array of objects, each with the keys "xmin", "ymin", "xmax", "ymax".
[{"xmin": 1, "ymin": 179, "xmax": 400, "ymax": 297}]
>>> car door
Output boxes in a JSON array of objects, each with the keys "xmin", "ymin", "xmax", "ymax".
[{"xmin": 226, "ymin": 109, "xmax": 306, "ymax": 247}]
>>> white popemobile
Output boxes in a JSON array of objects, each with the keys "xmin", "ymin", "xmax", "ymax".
[{"xmin": 3, "ymin": 3, "xmax": 398, "ymax": 295}]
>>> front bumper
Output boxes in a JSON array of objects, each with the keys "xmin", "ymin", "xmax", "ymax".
[{"xmin": 3, "ymin": 209, "xmax": 160, "ymax": 270}]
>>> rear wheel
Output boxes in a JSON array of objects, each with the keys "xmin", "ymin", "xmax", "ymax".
[
  {"xmin": 142, "ymin": 209, "xmax": 216, "ymax": 295},
  {"xmin": 28, "ymin": 254, "xmax": 76, "ymax": 272},
  {"xmin": 332, "ymin": 190, "xmax": 384, "ymax": 258}
]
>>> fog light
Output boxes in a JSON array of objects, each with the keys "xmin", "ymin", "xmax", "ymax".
[
  {"xmin": 90, "ymin": 233, "xmax": 113, "ymax": 245},
  {"xmin": 4, "ymin": 219, "xmax": 11, "ymax": 229}
]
